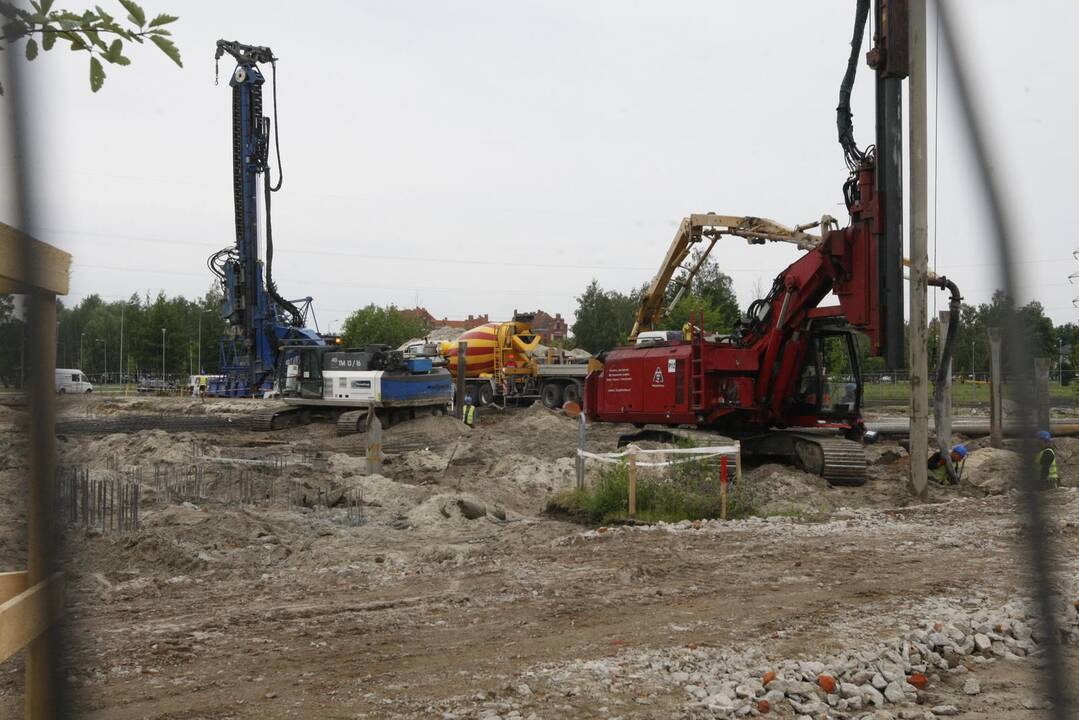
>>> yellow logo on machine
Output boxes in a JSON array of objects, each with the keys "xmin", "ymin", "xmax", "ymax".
[{"xmin": 652, "ymin": 366, "xmax": 665, "ymax": 385}]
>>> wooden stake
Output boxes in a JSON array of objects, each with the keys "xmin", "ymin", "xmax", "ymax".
[
  {"xmin": 735, "ymin": 442, "xmax": 742, "ymax": 486},
  {"xmin": 627, "ymin": 449, "xmax": 637, "ymax": 518},
  {"xmin": 720, "ymin": 455, "xmax": 729, "ymax": 521},
  {"xmin": 989, "ymin": 327, "xmax": 1003, "ymax": 448},
  {"xmin": 575, "ymin": 412, "xmax": 587, "ymax": 490},
  {"xmin": 366, "ymin": 412, "xmax": 383, "ymax": 476}
]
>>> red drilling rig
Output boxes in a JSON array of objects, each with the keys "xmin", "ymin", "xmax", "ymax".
[{"xmin": 584, "ymin": 1, "xmax": 961, "ymax": 484}]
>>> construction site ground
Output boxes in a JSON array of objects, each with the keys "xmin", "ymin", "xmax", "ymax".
[{"xmin": 1, "ymin": 395, "xmax": 1077, "ymax": 719}]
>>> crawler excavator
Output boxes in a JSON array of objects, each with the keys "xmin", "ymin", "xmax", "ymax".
[{"xmin": 584, "ymin": 0, "xmax": 963, "ymax": 484}]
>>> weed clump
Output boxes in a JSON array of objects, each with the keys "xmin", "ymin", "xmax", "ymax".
[{"xmin": 566, "ymin": 441, "xmax": 759, "ymax": 524}]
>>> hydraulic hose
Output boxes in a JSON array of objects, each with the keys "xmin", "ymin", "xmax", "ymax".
[
  {"xmin": 929, "ymin": 275, "xmax": 962, "ymax": 481},
  {"xmin": 837, "ymin": 0, "xmax": 871, "ymax": 170}
]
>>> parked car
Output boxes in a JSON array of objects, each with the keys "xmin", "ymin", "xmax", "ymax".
[{"xmin": 55, "ymin": 368, "xmax": 93, "ymax": 394}]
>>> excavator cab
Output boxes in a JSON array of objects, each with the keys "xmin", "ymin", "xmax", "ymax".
[{"xmin": 788, "ymin": 321, "xmax": 862, "ymax": 421}]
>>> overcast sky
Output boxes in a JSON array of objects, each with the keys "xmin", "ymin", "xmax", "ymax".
[{"xmin": 2, "ymin": 1, "xmax": 1076, "ymax": 332}]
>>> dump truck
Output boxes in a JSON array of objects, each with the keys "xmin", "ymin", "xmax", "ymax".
[{"xmin": 439, "ymin": 313, "xmax": 593, "ymax": 408}]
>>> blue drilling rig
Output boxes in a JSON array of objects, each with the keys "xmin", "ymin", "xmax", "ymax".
[{"xmin": 206, "ymin": 40, "xmax": 324, "ymax": 398}]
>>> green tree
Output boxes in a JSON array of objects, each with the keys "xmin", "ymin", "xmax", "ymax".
[
  {"xmin": 0, "ymin": 0, "xmax": 181, "ymax": 94},
  {"xmin": 0, "ymin": 293, "xmax": 24, "ymax": 386},
  {"xmin": 571, "ymin": 280, "xmax": 621, "ymax": 354},
  {"xmin": 53, "ymin": 290, "xmax": 228, "ymax": 381},
  {"xmin": 341, "ymin": 305, "xmax": 429, "ymax": 349}
]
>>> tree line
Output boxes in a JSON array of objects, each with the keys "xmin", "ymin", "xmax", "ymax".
[
  {"xmin": 0, "ymin": 290, "xmax": 226, "ymax": 386},
  {"xmin": 0, "ymin": 279, "xmax": 1072, "ymax": 389},
  {"xmin": 567, "ymin": 255, "xmax": 1077, "ymax": 381},
  {"xmin": 569, "ymin": 249, "xmax": 741, "ymax": 354}
]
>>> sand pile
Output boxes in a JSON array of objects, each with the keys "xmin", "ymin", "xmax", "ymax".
[
  {"xmin": 347, "ymin": 474, "xmax": 428, "ymax": 515},
  {"xmin": 64, "ymin": 430, "xmax": 200, "ymax": 468},
  {"xmin": 963, "ymin": 447, "xmax": 1020, "ymax": 494},
  {"xmin": 406, "ymin": 492, "xmax": 509, "ymax": 527},
  {"xmin": 392, "ymin": 448, "xmax": 449, "ymax": 476},
  {"xmin": 745, "ymin": 463, "xmax": 835, "ymax": 515}
]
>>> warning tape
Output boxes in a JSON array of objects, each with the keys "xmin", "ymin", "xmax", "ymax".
[{"xmin": 576, "ymin": 445, "xmax": 739, "ymax": 468}]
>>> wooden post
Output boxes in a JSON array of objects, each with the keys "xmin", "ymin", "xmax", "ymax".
[
  {"xmin": 988, "ymin": 327, "xmax": 1003, "ymax": 448},
  {"xmin": 735, "ymin": 441, "xmax": 742, "ymax": 487},
  {"xmin": 626, "ymin": 447, "xmax": 637, "ymax": 518},
  {"xmin": 366, "ymin": 412, "xmax": 383, "ymax": 476},
  {"xmin": 908, "ymin": 0, "xmax": 930, "ymax": 499},
  {"xmin": 26, "ymin": 289, "xmax": 57, "ymax": 719},
  {"xmin": 575, "ymin": 412, "xmax": 587, "ymax": 490},
  {"xmin": 719, "ymin": 455, "xmax": 729, "ymax": 521},
  {"xmin": 455, "ymin": 340, "xmax": 467, "ymax": 421},
  {"xmin": 1034, "ymin": 357, "xmax": 1051, "ymax": 432}
]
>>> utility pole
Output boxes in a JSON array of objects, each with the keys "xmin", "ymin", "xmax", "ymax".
[
  {"xmin": 1059, "ymin": 337, "xmax": 1064, "ymax": 384},
  {"xmin": 79, "ymin": 331, "xmax": 85, "ymax": 370},
  {"xmin": 119, "ymin": 301, "xmax": 125, "ymax": 385},
  {"xmin": 908, "ymin": 0, "xmax": 930, "ymax": 497},
  {"xmin": 161, "ymin": 328, "xmax": 166, "ymax": 383},
  {"xmin": 197, "ymin": 310, "xmax": 203, "ymax": 375}
]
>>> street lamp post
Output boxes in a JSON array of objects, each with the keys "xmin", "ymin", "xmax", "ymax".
[
  {"xmin": 119, "ymin": 302, "xmax": 125, "ymax": 385},
  {"xmin": 161, "ymin": 328, "xmax": 166, "ymax": 385},
  {"xmin": 96, "ymin": 339, "xmax": 107, "ymax": 386},
  {"xmin": 79, "ymin": 332, "xmax": 85, "ymax": 370}
]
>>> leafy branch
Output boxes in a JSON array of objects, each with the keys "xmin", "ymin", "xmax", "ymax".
[{"xmin": 0, "ymin": 0, "xmax": 181, "ymax": 94}]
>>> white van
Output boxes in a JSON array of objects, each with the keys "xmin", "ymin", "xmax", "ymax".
[{"xmin": 55, "ymin": 369, "xmax": 93, "ymax": 394}]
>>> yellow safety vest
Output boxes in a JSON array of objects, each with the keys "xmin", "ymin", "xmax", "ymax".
[
  {"xmin": 1035, "ymin": 448, "xmax": 1059, "ymax": 488},
  {"xmin": 463, "ymin": 404, "xmax": 475, "ymax": 426}
]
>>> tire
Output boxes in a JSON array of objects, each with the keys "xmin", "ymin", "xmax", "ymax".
[
  {"xmin": 562, "ymin": 381, "xmax": 581, "ymax": 405},
  {"xmin": 85, "ymin": 388, "xmax": 93, "ymax": 394},
  {"xmin": 541, "ymin": 382, "xmax": 563, "ymax": 409},
  {"xmin": 58, "ymin": 388, "xmax": 66, "ymax": 395},
  {"xmin": 477, "ymin": 383, "xmax": 494, "ymax": 407}
]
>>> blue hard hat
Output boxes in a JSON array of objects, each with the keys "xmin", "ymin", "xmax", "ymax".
[
  {"xmin": 951, "ymin": 445, "xmax": 968, "ymax": 459},
  {"xmin": 1037, "ymin": 430, "xmax": 1052, "ymax": 441}
]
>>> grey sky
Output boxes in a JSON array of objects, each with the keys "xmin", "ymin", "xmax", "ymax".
[{"xmin": 2, "ymin": 1, "xmax": 1076, "ymax": 332}]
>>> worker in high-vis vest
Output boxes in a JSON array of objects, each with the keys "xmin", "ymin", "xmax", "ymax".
[
  {"xmin": 928, "ymin": 444, "xmax": 967, "ymax": 484},
  {"xmin": 1035, "ymin": 430, "xmax": 1059, "ymax": 489},
  {"xmin": 462, "ymin": 394, "xmax": 476, "ymax": 428}
]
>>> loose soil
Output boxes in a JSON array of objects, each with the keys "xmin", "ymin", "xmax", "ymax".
[{"xmin": 0, "ymin": 395, "xmax": 1076, "ymax": 718}]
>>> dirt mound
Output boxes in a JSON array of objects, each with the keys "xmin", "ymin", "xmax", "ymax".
[
  {"xmin": 505, "ymin": 402, "xmax": 577, "ymax": 443},
  {"xmin": 384, "ymin": 414, "xmax": 471, "ymax": 441},
  {"xmin": 746, "ymin": 463, "xmax": 836, "ymax": 515},
  {"xmin": 392, "ymin": 448, "xmax": 449, "ymax": 476},
  {"xmin": 963, "ymin": 447, "xmax": 1020, "ymax": 494},
  {"xmin": 406, "ymin": 493, "xmax": 508, "ymax": 527},
  {"xmin": 350, "ymin": 474, "xmax": 428, "ymax": 514},
  {"xmin": 64, "ymin": 430, "xmax": 200, "ymax": 468}
]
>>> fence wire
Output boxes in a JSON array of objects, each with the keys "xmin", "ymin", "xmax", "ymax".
[{"xmin": 938, "ymin": 1, "xmax": 1072, "ymax": 715}]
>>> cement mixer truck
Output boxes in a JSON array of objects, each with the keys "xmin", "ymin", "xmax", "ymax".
[{"xmin": 439, "ymin": 313, "xmax": 593, "ymax": 408}]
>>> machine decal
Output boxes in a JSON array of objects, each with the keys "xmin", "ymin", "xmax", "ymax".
[{"xmin": 652, "ymin": 367, "xmax": 665, "ymax": 385}]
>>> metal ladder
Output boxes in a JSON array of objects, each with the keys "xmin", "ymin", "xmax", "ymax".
[{"xmin": 690, "ymin": 311, "xmax": 704, "ymax": 411}]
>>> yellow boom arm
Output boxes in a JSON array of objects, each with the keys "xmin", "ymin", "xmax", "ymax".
[{"xmin": 629, "ymin": 213, "xmax": 832, "ymax": 339}]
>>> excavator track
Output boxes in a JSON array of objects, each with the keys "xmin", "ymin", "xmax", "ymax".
[
  {"xmin": 336, "ymin": 409, "xmax": 369, "ymax": 436},
  {"xmin": 790, "ymin": 434, "xmax": 866, "ymax": 485},
  {"xmin": 742, "ymin": 432, "xmax": 867, "ymax": 486},
  {"xmin": 250, "ymin": 404, "xmax": 309, "ymax": 432}
]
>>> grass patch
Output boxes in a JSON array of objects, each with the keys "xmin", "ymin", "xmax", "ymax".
[{"xmin": 561, "ymin": 439, "xmax": 760, "ymax": 524}]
